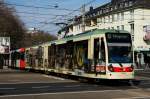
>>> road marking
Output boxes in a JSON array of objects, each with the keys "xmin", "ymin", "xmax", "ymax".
[
  {"xmin": 140, "ymin": 82, "xmax": 150, "ymax": 85},
  {"xmin": 32, "ymin": 86, "xmax": 51, "ymax": 89},
  {"xmin": 43, "ymin": 75, "xmax": 65, "ymax": 80},
  {"xmin": 0, "ymin": 90, "xmax": 122, "ymax": 98},
  {"xmin": 0, "ymin": 88, "xmax": 16, "ymax": 90},
  {"xmin": 0, "ymin": 82, "xmax": 51, "ymax": 85},
  {"xmin": 116, "ymin": 96, "xmax": 150, "ymax": 99},
  {"xmin": 64, "ymin": 85, "xmax": 81, "ymax": 88}
]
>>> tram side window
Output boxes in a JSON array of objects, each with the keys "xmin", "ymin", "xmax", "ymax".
[
  {"xmin": 15, "ymin": 52, "xmax": 20, "ymax": 60},
  {"xmin": 94, "ymin": 38, "xmax": 99, "ymax": 60},
  {"xmin": 48, "ymin": 44, "xmax": 56, "ymax": 68},
  {"xmin": 26, "ymin": 50, "xmax": 30, "ymax": 64},
  {"xmin": 101, "ymin": 38, "xmax": 105, "ymax": 62},
  {"xmin": 94, "ymin": 38, "xmax": 106, "ymax": 62},
  {"xmin": 74, "ymin": 40, "xmax": 88, "ymax": 69},
  {"xmin": 56, "ymin": 44, "xmax": 66, "ymax": 68},
  {"xmin": 20, "ymin": 52, "xmax": 25, "ymax": 60}
]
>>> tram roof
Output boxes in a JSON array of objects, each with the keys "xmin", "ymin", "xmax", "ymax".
[
  {"xmin": 23, "ymin": 29, "xmax": 129, "ymax": 48},
  {"xmin": 53, "ymin": 29, "xmax": 129, "ymax": 45}
]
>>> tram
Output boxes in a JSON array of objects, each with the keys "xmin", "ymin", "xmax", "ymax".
[
  {"xmin": 12, "ymin": 29, "xmax": 134, "ymax": 80},
  {"xmin": 11, "ymin": 48, "xmax": 25, "ymax": 70}
]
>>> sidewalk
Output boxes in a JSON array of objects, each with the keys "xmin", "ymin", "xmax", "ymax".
[
  {"xmin": 135, "ymin": 69, "xmax": 150, "ymax": 78},
  {"xmin": 0, "ymin": 66, "xmax": 22, "ymax": 73}
]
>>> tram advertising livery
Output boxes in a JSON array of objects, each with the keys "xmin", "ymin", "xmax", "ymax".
[
  {"xmin": 11, "ymin": 48, "xmax": 25, "ymax": 70},
  {"xmin": 11, "ymin": 29, "xmax": 134, "ymax": 80}
]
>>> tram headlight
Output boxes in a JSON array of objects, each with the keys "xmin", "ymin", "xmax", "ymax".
[
  {"xmin": 125, "ymin": 65, "xmax": 134, "ymax": 72},
  {"xmin": 108, "ymin": 64, "xmax": 114, "ymax": 72}
]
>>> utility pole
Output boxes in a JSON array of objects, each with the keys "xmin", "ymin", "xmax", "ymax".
[{"xmin": 81, "ymin": 4, "xmax": 85, "ymax": 32}]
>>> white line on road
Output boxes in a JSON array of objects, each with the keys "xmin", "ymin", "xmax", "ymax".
[
  {"xmin": 32, "ymin": 86, "xmax": 51, "ymax": 89},
  {"xmin": 0, "ymin": 82, "xmax": 51, "ymax": 85},
  {"xmin": 116, "ymin": 96, "xmax": 150, "ymax": 99},
  {"xmin": 64, "ymin": 85, "xmax": 81, "ymax": 88},
  {"xmin": 43, "ymin": 75, "xmax": 66, "ymax": 80},
  {"xmin": 0, "ymin": 90, "xmax": 122, "ymax": 98}
]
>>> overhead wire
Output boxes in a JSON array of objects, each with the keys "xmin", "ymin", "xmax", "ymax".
[
  {"xmin": 2, "ymin": 2, "xmax": 80, "ymax": 12},
  {"xmin": 36, "ymin": 0, "xmax": 97, "ymax": 33},
  {"xmin": 2, "ymin": 0, "xmax": 99, "ymax": 34},
  {"xmin": 13, "ymin": 11, "xmax": 74, "ymax": 17}
]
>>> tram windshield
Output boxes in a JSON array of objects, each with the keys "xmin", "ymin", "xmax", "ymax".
[
  {"xmin": 108, "ymin": 44, "xmax": 132, "ymax": 63},
  {"xmin": 106, "ymin": 33, "xmax": 133, "ymax": 63}
]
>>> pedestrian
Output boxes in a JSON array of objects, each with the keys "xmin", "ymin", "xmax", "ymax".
[
  {"xmin": 134, "ymin": 53, "xmax": 138, "ymax": 69},
  {"xmin": 137, "ymin": 54, "xmax": 142, "ymax": 69},
  {"xmin": 144, "ymin": 54, "xmax": 150, "ymax": 70},
  {"xmin": 0, "ymin": 54, "xmax": 4, "ymax": 70},
  {"xmin": 146, "ymin": 55, "xmax": 150, "ymax": 69}
]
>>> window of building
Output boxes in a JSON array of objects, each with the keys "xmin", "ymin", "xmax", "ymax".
[
  {"xmin": 79, "ymin": 24, "xmax": 81, "ymax": 30},
  {"xmin": 121, "ymin": 25, "xmax": 124, "ymax": 30},
  {"xmin": 104, "ymin": 17, "xmax": 106, "ymax": 23},
  {"xmin": 97, "ymin": 18, "xmax": 101, "ymax": 23},
  {"xmin": 129, "ymin": 1, "xmax": 133, "ymax": 6},
  {"xmin": 117, "ymin": 13, "xmax": 120, "ymax": 21},
  {"xmin": 130, "ymin": 10, "xmax": 134, "ymax": 20},
  {"xmin": 130, "ymin": 24, "xmax": 134, "ymax": 41},
  {"xmin": 114, "ymin": 14, "xmax": 118, "ymax": 22},
  {"xmin": 110, "ymin": 7, "xmax": 113, "ymax": 11},
  {"xmin": 105, "ymin": 16, "xmax": 109, "ymax": 23},
  {"xmin": 106, "ymin": 8, "xmax": 108, "ymax": 13},
  {"xmin": 109, "ymin": 15, "xmax": 112, "ymax": 23},
  {"xmin": 117, "ymin": 26, "xmax": 120, "ymax": 30},
  {"xmin": 112, "ymin": 14, "xmax": 114, "ymax": 22},
  {"xmin": 100, "ymin": 10, "xmax": 102, "ymax": 14},
  {"xmin": 101, "ymin": 17, "xmax": 104, "ymax": 23},
  {"xmin": 125, "ymin": 1, "xmax": 129, "ymax": 7},
  {"xmin": 98, "ymin": 11, "xmax": 100, "ymax": 15},
  {"xmin": 120, "ymin": 3, "xmax": 124, "ymax": 8},
  {"xmin": 108, "ymin": 15, "xmax": 111, "ymax": 23},
  {"xmin": 121, "ymin": 12, "xmax": 124, "ymax": 21},
  {"xmin": 114, "ymin": 5, "xmax": 117, "ymax": 9},
  {"xmin": 130, "ymin": 24, "xmax": 134, "ymax": 34}
]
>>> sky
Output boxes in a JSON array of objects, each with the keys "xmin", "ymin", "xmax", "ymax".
[{"xmin": 5, "ymin": 0, "xmax": 111, "ymax": 35}]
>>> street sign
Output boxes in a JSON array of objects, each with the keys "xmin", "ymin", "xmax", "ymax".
[{"xmin": 0, "ymin": 37, "xmax": 10, "ymax": 54}]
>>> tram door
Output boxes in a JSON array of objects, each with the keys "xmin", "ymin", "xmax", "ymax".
[
  {"xmin": 48, "ymin": 44, "xmax": 56, "ymax": 69},
  {"xmin": 94, "ymin": 38, "xmax": 106, "ymax": 74}
]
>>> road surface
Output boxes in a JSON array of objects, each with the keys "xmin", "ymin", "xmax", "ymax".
[{"xmin": 0, "ymin": 69, "xmax": 149, "ymax": 99}]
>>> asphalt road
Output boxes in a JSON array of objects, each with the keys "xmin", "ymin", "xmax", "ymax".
[{"xmin": 0, "ymin": 69, "xmax": 150, "ymax": 99}]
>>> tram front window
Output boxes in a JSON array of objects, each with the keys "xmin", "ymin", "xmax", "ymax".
[{"xmin": 108, "ymin": 44, "xmax": 132, "ymax": 63}]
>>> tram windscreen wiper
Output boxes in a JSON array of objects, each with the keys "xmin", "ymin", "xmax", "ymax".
[{"xmin": 119, "ymin": 63, "xmax": 123, "ymax": 67}]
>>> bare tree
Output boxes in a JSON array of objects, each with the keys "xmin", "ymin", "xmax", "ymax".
[
  {"xmin": 0, "ymin": 1, "xmax": 26, "ymax": 50},
  {"xmin": 25, "ymin": 30, "xmax": 57, "ymax": 47}
]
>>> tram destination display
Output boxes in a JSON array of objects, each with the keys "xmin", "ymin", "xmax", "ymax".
[
  {"xmin": 0, "ymin": 37, "xmax": 10, "ymax": 54},
  {"xmin": 106, "ymin": 33, "xmax": 131, "ymax": 43}
]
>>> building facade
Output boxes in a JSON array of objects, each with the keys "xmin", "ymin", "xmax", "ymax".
[{"xmin": 58, "ymin": 0, "xmax": 150, "ymax": 68}]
